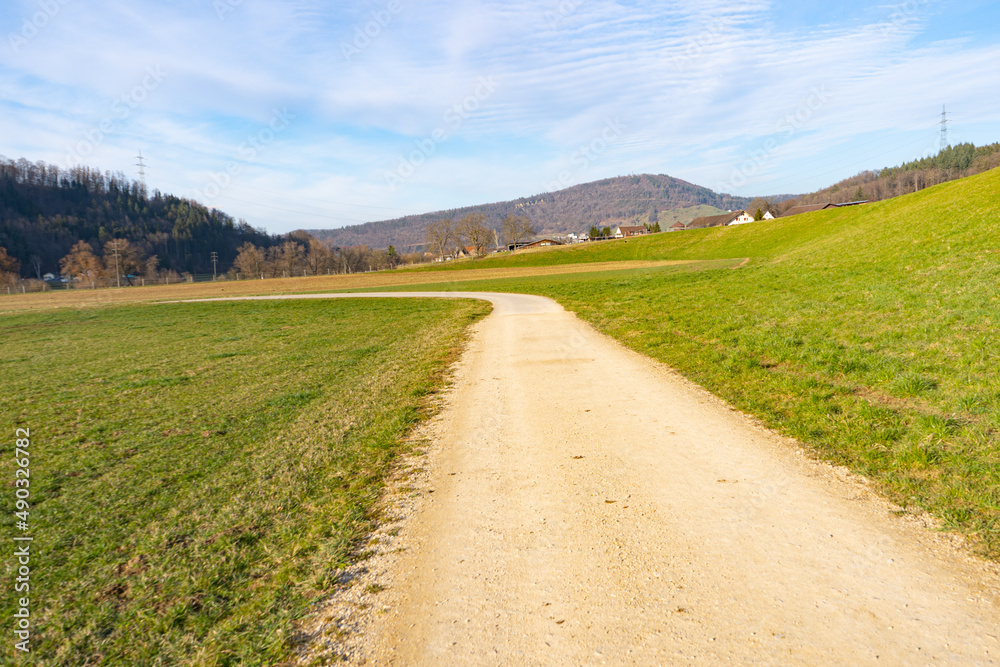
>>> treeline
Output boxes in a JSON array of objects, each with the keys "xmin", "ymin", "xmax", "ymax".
[
  {"xmin": 777, "ymin": 143, "xmax": 1000, "ymax": 211},
  {"xmin": 229, "ymin": 234, "xmax": 422, "ymax": 278},
  {"xmin": 0, "ymin": 156, "xmax": 278, "ymax": 279},
  {"xmin": 424, "ymin": 213, "xmax": 537, "ymax": 258},
  {"xmin": 1, "ymin": 233, "xmax": 421, "ymax": 292}
]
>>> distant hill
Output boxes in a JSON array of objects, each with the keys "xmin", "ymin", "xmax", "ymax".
[{"xmin": 304, "ymin": 174, "xmax": 754, "ymax": 250}]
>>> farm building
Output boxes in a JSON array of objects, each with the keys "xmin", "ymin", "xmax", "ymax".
[
  {"xmin": 688, "ymin": 211, "xmax": 741, "ymax": 229},
  {"xmin": 519, "ymin": 238, "xmax": 564, "ymax": 250},
  {"xmin": 727, "ymin": 211, "xmax": 756, "ymax": 225},
  {"xmin": 613, "ymin": 225, "xmax": 648, "ymax": 238},
  {"xmin": 688, "ymin": 209, "xmax": 775, "ymax": 229},
  {"xmin": 782, "ymin": 201, "xmax": 869, "ymax": 217}
]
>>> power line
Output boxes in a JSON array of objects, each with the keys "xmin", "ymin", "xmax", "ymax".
[
  {"xmin": 747, "ymin": 122, "xmax": 948, "ymax": 193},
  {"xmin": 940, "ymin": 104, "xmax": 949, "ymax": 151},
  {"xmin": 222, "ymin": 182, "xmax": 422, "ymax": 214},
  {"xmin": 152, "ymin": 177, "xmax": 410, "ymax": 226},
  {"xmin": 135, "ymin": 150, "xmax": 147, "ymax": 192},
  {"xmin": 204, "ymin": 192, "xmax": 374, "ymax": 224}
]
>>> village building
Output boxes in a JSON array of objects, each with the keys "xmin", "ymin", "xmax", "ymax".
[
  {"xmin": 688, "ymin": 211, "xmax": 742, "ymax": 229},
  {"xmin": 782, "ymin": 203, "xmax": 836, "ymax": 217},
  {"xmin": 519, "ymin": 238, "xmax": 564, "ymax": 250},
  {"xmin": 781, "ymin": 201, "xmax": 869, "ymax": 217},
  {"xmin": 613, "ymin": 225, "xmax": 648, "ymax": 239},
  {"xmin": 727, "ymin": 210, "xmax": 756, "ymax": 225},
  {"xmin": 688, "ymin": 209, "xmax": 777, "ymax": 229}
]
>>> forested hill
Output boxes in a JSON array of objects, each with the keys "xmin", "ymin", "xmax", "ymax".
[
  {"xmin": 305, "ymin": 174, "xmax": 753, "ymax": 250},
  {"xmin": 0, "ymin": 157, "xmax": 277, "ymax": 278},
  {"xmin": 777, "ymin": 142, "xmax": 1000, "ymax": 212}
]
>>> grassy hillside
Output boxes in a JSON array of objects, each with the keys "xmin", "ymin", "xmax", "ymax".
[
  {"xmin": 0, "ymin": 298, "xmax": 489, "ymax": 665},
  {"xmin": 779, "ymin": 141, "xmax": 1000, "ymax": 212},
  {"xmin": 358, "ymin": 167, "xmax": 1000, "ymax": 556}
]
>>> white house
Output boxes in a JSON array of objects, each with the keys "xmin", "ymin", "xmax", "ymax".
[
  {"xmin": 613, "ymin": 225, "xmax": 648, "ymax": 238},
  {"xmin": 726, "ymin": 210, "xmax": 775, "ymax": 225},
  {"xmin": 726, "ymin": 210, "xmax": 756, "ymax": 226}
]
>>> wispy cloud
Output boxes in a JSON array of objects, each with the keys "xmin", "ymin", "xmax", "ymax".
[{"xmin": 1, "ymin": 0, "xmax": 998, "ymax": 233}]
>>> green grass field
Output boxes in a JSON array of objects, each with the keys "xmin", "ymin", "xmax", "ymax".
[
  {"xmin": 2, "ymin": 166, "xmax": 997, "ymax": 663},
  {"xmin": 352, "ymin": 167, "xmax": 1000, "ymax": 557},
  {"xmin": 0, "ymin": 297, "xmax": 489, "ymax": 665}
]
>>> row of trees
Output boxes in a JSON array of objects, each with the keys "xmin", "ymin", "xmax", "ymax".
[
  {"xmin": 1, "ymin": 238, "xmax": 192, "ymax": 291},
  {"xmin": 425, "ymin": 213, "xmax": 537, "ymax": 258},
  {"xmin": 230, "ymin": 235, "xmax": 420, "ymax": 279},
  {"xmin": 56, "ymin": 239, "xmax": 189, "ymax": 288},
  {"xmin": 0, "ymin": 233, "xmax": 427, "ymax": 291}
]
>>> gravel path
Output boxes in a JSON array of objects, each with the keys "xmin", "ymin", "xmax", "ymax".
[{"xmin": 196, "ymin": 292, "xmax": 1000, "ymax": 665}]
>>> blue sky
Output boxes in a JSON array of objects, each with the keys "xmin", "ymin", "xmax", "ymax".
[{"xmin": 2, "ymin": 0, "xmax": 999, "ymax": 234}]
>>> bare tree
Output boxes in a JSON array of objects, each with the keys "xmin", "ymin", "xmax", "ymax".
[
  {"xmin": 307, "ymin": 238, "xmax": 336, "ymax": 275},
  {"xmin": 457, "ymin": 213, "xmax": 492, "ymax": 257},
  {"xmin": 500, "ymin": 214, "xmax": 536, "ymax": 250},
  {"xmin": 59, "ymin": 241, "xmax": 101, "ymax": 288},
  {"xmin": 746, "ymin": 198, "xmax": 775, "ymax": 219},
  {"xmin": 0, "ymin": 247, "xmax": 20, "ymax": 286},
  {"xmin": 339, "ymin": 245, "xmax": 373, "ymax": 274},
  {"xmin": 232, "ymin": 243, "xmax": 266, "ymax": 279},
  {"xmin": 425, "ymin": 218, "xmax": 455, "ymax": 259},
  {"xmin": 29, "ymin": 255, "xmax": 42, "ymax": 280},
  {"xmin": 270, "ymin": 241, "xmax": 306, "ymax": 277},
  {"xmin": 144, "ymin": 255, "xmax": 160, "ymax": 282},
  {"xmin": 375, "ymin": 245, "xmax": 402, "ymax": 270},
  {"xmin": 103, "ymin": 239, "xmax": 144, "ymax": 286}
]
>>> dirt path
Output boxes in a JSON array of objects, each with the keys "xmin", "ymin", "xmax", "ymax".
[{"xmin": 200, "ymin": 293, "xmax": 1000, "ymax": 664}]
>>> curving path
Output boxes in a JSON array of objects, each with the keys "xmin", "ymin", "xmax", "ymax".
[{"xmin": 193, "ymin": 292, "xmax": 1000, "ymax": 665}]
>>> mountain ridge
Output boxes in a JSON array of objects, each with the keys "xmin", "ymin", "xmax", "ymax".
[{"xmin": 304, "ymin": 174, "xmax": 756, "ymax": 249}]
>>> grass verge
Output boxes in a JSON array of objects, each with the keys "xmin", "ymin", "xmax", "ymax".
[{"xmin": 0, "ymin": 297, "xmax": 489, "ymax": 665}]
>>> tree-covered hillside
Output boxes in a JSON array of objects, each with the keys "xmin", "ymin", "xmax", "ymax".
[
  {"xmin": 778, "ymin": 142, "xmax": 1000, "ymax": 211},
  {"xmin": 0, "ymin": 157, "xmax": 277, "ymax": 278},
  {"xmin": 305, "ymin": 174, "xmax": 754, "ymax": 250}
]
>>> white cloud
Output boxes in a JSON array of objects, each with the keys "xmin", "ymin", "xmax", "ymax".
[{"xmin": 1, "ymin": 0, "xmax": 998, "ymax": 233}]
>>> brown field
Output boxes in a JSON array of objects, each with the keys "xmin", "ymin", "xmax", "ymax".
[{"xmin": 0, "ymin": 260, "xmax": 695, "ymax": 313}]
